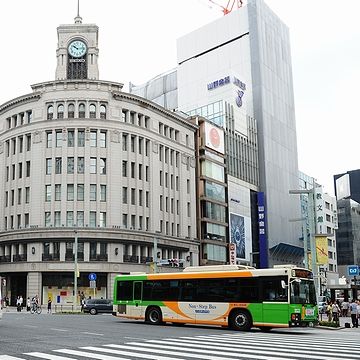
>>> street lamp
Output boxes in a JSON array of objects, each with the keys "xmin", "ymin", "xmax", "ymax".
[{"xmin": 289, "ymin": 188, "xmax": 319, "ymax": 299}]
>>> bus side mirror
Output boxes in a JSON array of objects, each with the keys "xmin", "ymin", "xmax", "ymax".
[{"xmin": 281, "ymin": 280, "xmax": 287, "ymax": 289}]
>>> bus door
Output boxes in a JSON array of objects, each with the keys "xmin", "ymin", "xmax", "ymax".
[
  {"xmin": 261, "ymin": 278, "xmax": 289, "ymax": 326},
  {"xmin": 132, "ymin": 281, "xmax": 143, "ymax": 318}
]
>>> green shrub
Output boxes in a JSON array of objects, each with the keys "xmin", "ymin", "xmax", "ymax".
[{"xmin": 318, "ymin": 320, "xmax": 340, "ymax": 328}]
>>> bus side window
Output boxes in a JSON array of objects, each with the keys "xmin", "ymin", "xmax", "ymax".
[
  {"xmin": 180, "ymin": 280, "xmax": 196, "ymax": 301},
  {"xmin": 262, "ymin": 278, "xmax": 287, "ymax": 302},
  {"xmin": 117, "ymin": 280, "xmax": 133, "ymax": 301}
]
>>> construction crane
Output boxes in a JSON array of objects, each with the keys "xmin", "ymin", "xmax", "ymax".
[{"xmin": 208, "ymin": 0, "xmax": 243, "ymax": 15}]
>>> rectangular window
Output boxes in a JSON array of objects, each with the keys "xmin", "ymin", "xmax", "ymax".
[
  {"xmin": 67, "ymin": 130, "xmax": 75, "ymax": 147},
  {"xmin": 100, "ymin": 158, "xmax": 106, "ymax": 175},
  {"xmin": 90, "ymin": 157, "xmax": 97, "ymax": 174},
  {"xmin": 138, "ymin": 137, "xmax": 143, "ymax": 154},
  {"xmin": 45, "ymin": 212, "xmax": 51, "ymax": 227},
  {"xmin": 122, "ymin": 161, "xmax": 127, "ymax": 177},
  {"xmin": 56, "ymin": 131, "xmax": 62, "ymax": 147},
  {"xmin": 131, "ymin": 215, "xmax": 136, "ymax": 229},
  {"xmin": 131, "ymin": 188, "xmax": 136, "ymax": 205},
  {"xmin": 26, "ymin": 161, "xmax": 31, "ymax": 177},
  {"xmin": 25, "ymin": 187, "xmax": 30, "ymax": 203},
  {"xmin": 55, "ymin": 157, "xmax": 62, "ymax": 174},
  {"xmin": 18, "ymin": 162, "xmax": 22, "ymax": 179},
  {"xmin": 18, "ymin": 136, "xmax": 23, "ymax": 153},
  {"xmin": 131, "ymin": 162, "xmax": 135, "ymax": 178},
  {"xmin": 66, "ymin": 211, "xmax": 74, "ymax": 227},
  {"xmin": 160, "ymin": 171, "xmax": 163, "ymax": 186},
  {"xmin": 89, "ymin": 211, "xmax": 96, "ymax": 227},
  {"xmin": 5, "ymin": 191, "xmax": 8, "ymax": 207},
  {"xmin": 100, "ymin": 212, "xmax": 106, "ymax": 227},
  {"xmin": 55, "ymin": 184, "xmax": 61, "ymax": 201},
  {"xmin": 146, "ymin": 166, "xmax": 149, "ymax": 181},
  {"xmin": 131, "ymin": 136, "xmax": 135, "ymax": 152},
  {"xmin": 54, "ymin": 211, "xmax": 61, "ymax": 227},
  {"xmin": 77, "ymin": 184, "xmax": 84, "ymax": 201},
  {"xmin": 78, "ymin": 130, "xmax": 85, "ymax": 147},
  {"xmin": 160, "ymin": 195, "xmax": 163, "ymax": 211},
  {"xmin": 145, "ymin": 139, "xmax": 150, "ymax": 156},
  {"xmin": 122, "ymin": 134, "xmax": 128, "ymax": 151},
  {"xmin": 67, "ymin": 157, "xmax": 74, "ymax": 174},
  {"xmin": 122, "ymin": 187, "xmax": 128, "ymax": 204},
  {"xmin": 26, "ymin": 134, "xmax": 31, "ymax": 151},
  {"xmin": 45, "ymin": 185, "xmax": 51, "ymax": 201},
  {"xmin": 122, "ymin": 214, "xmax": 127, "ymax": 228},
  {"xmin": 17, "ymin": 188, "xmax": 22, "ymax": 205},
  {"xmin": 24, "ymin": 213, "xmax": 29, "ymax": 227},
  {"xmin": 77, "ymin": 211, "xmax": 84, "ymax": 227},
  {"xmin": 46, "ymin": 132, "xmax": 52, "ymax": 148},
  {"xmin": 46, "ymin": 159, "xmax": 52, "ymax": 175},
  {"xmin": 12, "ymin": 164, "xmax": 15, "ymax": 180},
  {"xmin": 100, "ymin": 185, "xmax": 106, "ymax": 202},
  {"xmin": 77, "ymin": 157, "xmax": 84, "ymax": 174},
  {"xmin": 138, "ymin": 164, "xmax": 142, "ymax": 180},
  {"xmin": 139, "ymin": 189, "xmax": 143, "ymax": 206},
  {"xmin": 11, "ymin": 190, "xmax": 14, "ymax": 206},
  {"xmin": 146, "ymin": 191, "xmax": 149, "ymax": 207},
  {"xmin": 67, "ymin": 184, "xmax": 74, "ymax": 201},
  {"xmin": 90, "ymin": 184, "xmax": 97, "ymax": 201},
  {"xmin": 99, "ymin": 131, "xmax": 106, "ymax": 148},
  {"xmin": 90, "ymin": 130, "xmax": 97, "ymax": 147}
]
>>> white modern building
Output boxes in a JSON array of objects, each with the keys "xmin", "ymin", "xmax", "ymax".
[
  {"xmin": 131, "ymin": 0, "xmax": 301, "ymax": 267},
  {"xmin": 298, "ymin": 171, "xmax": 339, "ymax": 296},
  {"xmin": 0, "ymin": 13, "xmax": 199, "ymax": 306}
]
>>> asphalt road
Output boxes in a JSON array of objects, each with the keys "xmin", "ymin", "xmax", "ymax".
[{"xmin": 0, "ymin": 309, "xmax": 359, "ymax": 359}]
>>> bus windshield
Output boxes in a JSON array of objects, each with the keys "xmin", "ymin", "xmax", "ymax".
[{"xmin": 290, "ymin": 279, "xmax": 316, "ymax": 305}]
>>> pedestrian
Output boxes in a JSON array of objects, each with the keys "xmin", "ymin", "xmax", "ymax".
[
  {"xmin": 16, "ymin": 296, "xmax": 21, "ymax": 312},
  {"xmin": 332, "ymin": 302, "xmax": 340, "ymax": 323},
  {"xmin": 341, "ymin": 300, "xmax": 349, "ymax": 317},
  {"xmin": 47, "ymin": 297, "xmax": 52, "ymax": 314},
  {"xmin": 26, "ymin": 297, "xmax": 31, "ymax": 312},
  {"xmin": 350, "ymin": 299, "xmax": 358, "ymax": 328},
  {"xmin": 326, "ymin": 302, "xmax": 332, "ymax": 322}
]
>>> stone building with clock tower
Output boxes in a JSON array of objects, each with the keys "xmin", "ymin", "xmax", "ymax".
[
  {"xmin": 56, "ymin": 14, "xmax": 99, "ymax": 80},
  {"xmin": 0, "ymin": 11, "xmax": 198, "ymax": 306}
]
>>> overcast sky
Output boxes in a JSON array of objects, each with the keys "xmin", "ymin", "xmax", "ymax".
[{"xmin": 1, "ymin": 0, "xmax": 359, "ymax": 196}]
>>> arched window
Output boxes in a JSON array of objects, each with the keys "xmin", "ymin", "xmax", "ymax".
[
  {"xmin": 100, "ymin": 105, "xmax": 106, "ymax": 119},
  {"xmin": 89, "ymin": 104, "xmax": 96, "ymax": 118},
  {"xmin": 79, "ymin": 103, "xmax": 85, "ymax": 118},
  {"xmin": 47, "ymin": 105, "xmax": 54, "ymax": 120},
  {"xmin": 68, "ymin": 103, "xmax": 75, "ymax": 119},
  {"xmin": 57, "ymin": 104, "xmax": 64, "ymax": 119}
]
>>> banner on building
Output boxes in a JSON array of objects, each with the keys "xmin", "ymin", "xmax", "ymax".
[
  {"xmin": 315, "ymin": 235, "xmax": 328, "ymax": 265},
  {"xmin": 229, "ymin": 243, "xmax": 236, "ymax": 265}
]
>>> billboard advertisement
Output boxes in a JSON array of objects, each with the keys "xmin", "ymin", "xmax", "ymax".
[
  {"xmin": 229, "ymin": 213, "xmax": 251, "ymax": 262},
  {"xmin": 336, "ymin": 174, "xmax": 350, "ymax": 200},
  {"xmin": 204, "ymin": 121, "xmax": 224, "ymax": 154}
]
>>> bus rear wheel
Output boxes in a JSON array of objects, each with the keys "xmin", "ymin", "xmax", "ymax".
[
  {"xmin": 146, "ymin": 307, "xmax": 163, "ymax": 325},
  {"xmin": 229, "ymin": 310, "xmax": 252, "ymax": 331}
]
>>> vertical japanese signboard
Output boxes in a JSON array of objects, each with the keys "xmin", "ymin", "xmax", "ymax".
[{"xmin": 257, "ymin": 192, "xmax": 268, "ymax": 268}]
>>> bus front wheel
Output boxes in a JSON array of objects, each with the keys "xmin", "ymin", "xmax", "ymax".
[
  {"xmin": 146, "ymin": 307, "xmax": 163, "ymax": 325},
  {"xmin": 229, "ymin": 309, "xmax": 252, "ymax": 331}
]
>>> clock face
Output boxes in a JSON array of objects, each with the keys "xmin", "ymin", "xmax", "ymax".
[{"xmin": 68, "ymin": 40, "xmax": 87, "ymax": 58}]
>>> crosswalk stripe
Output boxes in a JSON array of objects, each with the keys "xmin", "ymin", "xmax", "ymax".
[
  {"xmin": 142, "ymin": 339, "xmax": 345, "ymax": 360},
  {"xmin": 179, "ymin": 336, "xmax": 360, "ymax": 357},
  {"xmin": 125, "ymin": 341, "xmax": 294, "ymax": 360},
  {"xmin": 81, "ymin": 345, "xmax": 186, "ymax": 360},
  {"xmin": 0, "ymin": 356, "xmax": 26, "ymax": 360},
  {"xmin": 24, "ymin": 353, "xmax": 77, "ymax": 360},
  {"xmin": 54, "ymin": 349, "xmax": 130, "ymax": 360}
]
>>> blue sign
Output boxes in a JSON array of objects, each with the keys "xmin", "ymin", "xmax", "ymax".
[
  {"xmin": 348, "ymin": 265, "xmax": 359, "ymax": 277},
  {"xmin": 257, "ymin": 192, "xmax": 268, "ymax": 269},
  {"xmin": 88, "ymin": 273, "xmax": 97, "ymax": 281}
]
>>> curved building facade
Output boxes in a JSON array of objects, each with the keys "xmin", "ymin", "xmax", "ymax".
[{"xmin": 0, "ymin": 15, "xmax": 198, "ymax": 306}]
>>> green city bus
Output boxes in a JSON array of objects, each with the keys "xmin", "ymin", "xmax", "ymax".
[{"xmin": 112, "ymin": 264, "xmax": 317, "ymax": 331}]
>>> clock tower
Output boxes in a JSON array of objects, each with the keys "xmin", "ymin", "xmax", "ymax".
[{"xmin": 55, "ymin": 8, "xmax": 99, "ymax": 80}]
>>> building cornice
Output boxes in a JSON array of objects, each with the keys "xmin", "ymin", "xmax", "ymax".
[
  {"xmin": 0, "ymin": 92, "xmax": 41, "ymax": 115},
  {"xmin": 112, "ymin": 91, "xmax": 198, "ymax": 131}
]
